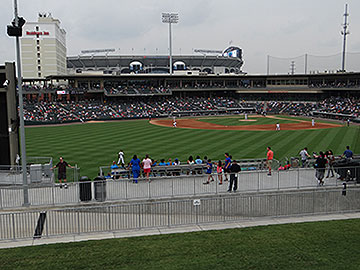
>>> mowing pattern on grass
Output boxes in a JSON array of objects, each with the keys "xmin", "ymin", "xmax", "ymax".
[
  {"xmin": 1, "ymin": 219, "xmax": 360, "ymax": 270},
  {"xmin": 25, "ymin": 117, "xmax": 360, "ymax": 178}
]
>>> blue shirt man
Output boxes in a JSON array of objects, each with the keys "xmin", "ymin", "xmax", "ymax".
[{"xmin": 343, "ymin": 146, "xmax": 353, "ymax": 159}]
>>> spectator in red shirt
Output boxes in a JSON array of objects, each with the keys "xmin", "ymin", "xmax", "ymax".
[{"xmin": 266, "ymin": 147, "xmax": 274, "ymax": 176}]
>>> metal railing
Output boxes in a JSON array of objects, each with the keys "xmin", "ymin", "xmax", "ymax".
[
  {"xmin": 1, "ymin": 187, "xmax": 360, "ymax": 241},
  {"xmin": 0, "ymin": 164, "xmax": 80, "ymax": 185},
  {"xmin": 0, "ymin": 166, "xmax": 359, "ymax": 210},
  {"xmin": 99, "ymin": 159, "xmax": 280, "ymax": 178}
]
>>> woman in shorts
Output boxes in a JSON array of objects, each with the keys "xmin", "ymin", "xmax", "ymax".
[
  {"xmin": 217, "ymin": 160, "xmax": 223, "ymax": 185},
  {"xmin": 142, "ymin": 154, "xmax": 152, "ymax": 182}
]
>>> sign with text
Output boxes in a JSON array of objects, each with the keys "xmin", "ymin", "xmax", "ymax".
[{"xmin": 26, "ymin": 31, "xmax": 49, "ymax": 36}]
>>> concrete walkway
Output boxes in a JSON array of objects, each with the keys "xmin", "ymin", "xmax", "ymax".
[{"xmin": 1, "ymin": 212, "xmax": 359, "ymax": 249}]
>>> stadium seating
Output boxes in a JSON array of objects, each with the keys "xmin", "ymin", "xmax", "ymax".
[{"xmin": 23, "ymin": 91, "xmax": 360, "ymax": 123}]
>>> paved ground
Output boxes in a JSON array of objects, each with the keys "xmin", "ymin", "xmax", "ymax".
[{"xmin": 1, "ymin": 212, "xmax": 359, "ymax": 249}]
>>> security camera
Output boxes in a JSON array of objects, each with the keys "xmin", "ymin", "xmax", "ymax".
[{"xmin": 3, "ymin": 80, "xmax": 9, "ymax": 87}]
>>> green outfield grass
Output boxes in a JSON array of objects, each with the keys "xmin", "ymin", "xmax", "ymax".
[
  {"xmin": 1, "ymin": 219, "xmax": 360, "ymax": 270},
  {"xmin": 25, "ymin": 115, "xmax": 360, "ymax": 178}
]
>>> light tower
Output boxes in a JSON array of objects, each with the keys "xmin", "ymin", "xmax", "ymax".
[
  {"xmin": 341, "ymin": 4, "xmax": 350, "ymax": 72},
  {"xmin": 162, "ymin": 12, "xmax": 179, "ymax": 75},
  {"xmin": 7, "ymin": 0, "xmax": 29, "ymax": 206}
]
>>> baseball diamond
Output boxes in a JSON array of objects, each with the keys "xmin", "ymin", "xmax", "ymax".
[{"xmin": 25, "ymin": 115, "xmax": 359, "ymax": 178}]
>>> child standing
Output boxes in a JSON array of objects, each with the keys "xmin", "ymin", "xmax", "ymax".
[{"xmin": 203, "ymin": 159, "xmax": 215, "ymax": 184}]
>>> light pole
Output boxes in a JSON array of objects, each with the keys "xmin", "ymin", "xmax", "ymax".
[
  {"xmin": 341, "ymin": 4, "xmax": 350, "ymax": 72},
  {"xmin": 162, "ymin": 13, "xmax": 179, "ymax": 75},
  {"xmin": 7, "ymin": 0, "xmax": 29, "ymax": 205}
]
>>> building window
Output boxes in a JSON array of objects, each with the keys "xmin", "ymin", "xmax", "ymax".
[
  {"xmin": 37, "ymin": 53, "xmax": 40, "ymax": 58},
  {"xmin": 37, "ymin": 46, "xmax": 40, "ymax": 51},
  {"xmin": 37, "ymin": 40, "xmax": 39, "ymax": 45},
  {"xmin": 38, "ymin": 59, "xmax": 41, "ymax": 65},
  {"xmin": 38, "ymin": 66, "xmax": 41, "ymax": 71},
  {"xmin": 36, "ymin": 26, "xmax": 39, "ymax": 31},
  {"xmin": 38, "ymin": 72, "xmax": 41, "ymax": 77}
]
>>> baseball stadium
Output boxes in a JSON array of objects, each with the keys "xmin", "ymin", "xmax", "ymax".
[
  {"xmin": 2, "ymin": 52, "xmax": 360, "ymax": 269},
  {"xmin": 2, "ymin": 5, "xmax": 360, "ymax": 270},
  {"xmin": 22, "ymin": 71, "xmax": 360, "ymax": 179}
]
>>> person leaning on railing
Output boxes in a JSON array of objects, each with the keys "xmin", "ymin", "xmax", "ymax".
[
  {"xmin": 342, "ymin": 146, "xmax": 353, "ymax": 161},
  {"xmin": 51, "ymin": 156, "xmax": 74, "ymax": 189}
]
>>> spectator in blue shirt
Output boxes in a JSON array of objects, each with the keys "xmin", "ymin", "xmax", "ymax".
[
  {"xmin": 110, "ymin": 161, "xmax": 119, "ymax": 178},
  {"xmin": 195, "ymin": 156, "xmax": 203, "ymax": 164},
  {"xmin": 224, "ymin": 153, "xmax": 232, "ymax": 181},
  {"xmin": 203, "ymin": 159, "xmax": 215, "ymax": 184},
  {"xmin": 342, "ymin": 146, "xmax": 353, "ymax": 160},
  {"xmin": 110, "ymin": 161, "xmax": 118, "ymax": 170},
  {"xmin": 130, "ymin": 155, "xmax": 141, "ymax": 183},
  {"xmin": 159, "ymin": 159, "xmax": 167, "ymax": 166}
]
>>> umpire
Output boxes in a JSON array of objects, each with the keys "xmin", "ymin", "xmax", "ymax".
[{"xmin": 228, "ymin": 160, "xmax": 241, "ymax": 192}]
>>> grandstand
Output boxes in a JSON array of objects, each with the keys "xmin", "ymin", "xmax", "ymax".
[{"xmin": 21, "ymin": 71, "xmax": 360, "ymax": 124}]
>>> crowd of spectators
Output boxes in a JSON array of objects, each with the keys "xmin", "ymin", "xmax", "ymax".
[
  {"xmin": 24, "ymin": 96, "xmax": 243, "ymax": 123},
  {"xmin": 253, "ymin": 97, "xmax": 360, "ymax": 117},
  {"xmin": 316, "ymin": 97, "xmax": 360, "ymax": 117},
  {"xmin": 265, "ymin": 101, "xmax": 317, "ymax": 116},
  {"xmin": 23, "ymin": 95, "xmax": 360, "ymax": 123},
  {"xmin": 24, "ymin": 101, "xmax": 79, "ymax": 122}
]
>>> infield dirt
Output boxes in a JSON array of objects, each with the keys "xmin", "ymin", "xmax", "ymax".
[{"xmin": 150, "ymin": 116, "xmax": 342, "ymax": 131}]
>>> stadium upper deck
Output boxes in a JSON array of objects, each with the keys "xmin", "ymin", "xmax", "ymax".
[
  {"xmin": 67, "ymin": 54, "xmax": 244, "ymax": 75},
  {"xmin": 67, "ymin": 46, "xmax": 244, "ymax": 75}
]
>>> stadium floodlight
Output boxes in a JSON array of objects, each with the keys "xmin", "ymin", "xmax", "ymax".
[{"xmin": 162, "ymin": 12, "xmax": 179, "ymax": 75}]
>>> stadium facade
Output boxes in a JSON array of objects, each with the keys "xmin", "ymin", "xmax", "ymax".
[{"xmin": 67, "ymin": 46, "xmax": 244, "ymax": 75}]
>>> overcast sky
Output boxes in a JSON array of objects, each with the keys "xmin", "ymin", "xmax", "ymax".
[{"xmin": 1, "ymin": 0, "xmax": 359, "ymax": 74}]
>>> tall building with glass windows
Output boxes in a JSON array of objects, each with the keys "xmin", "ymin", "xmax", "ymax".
[{"xmin": 21, "ymin": 13, "xmax": 66, "ymax": 78}]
